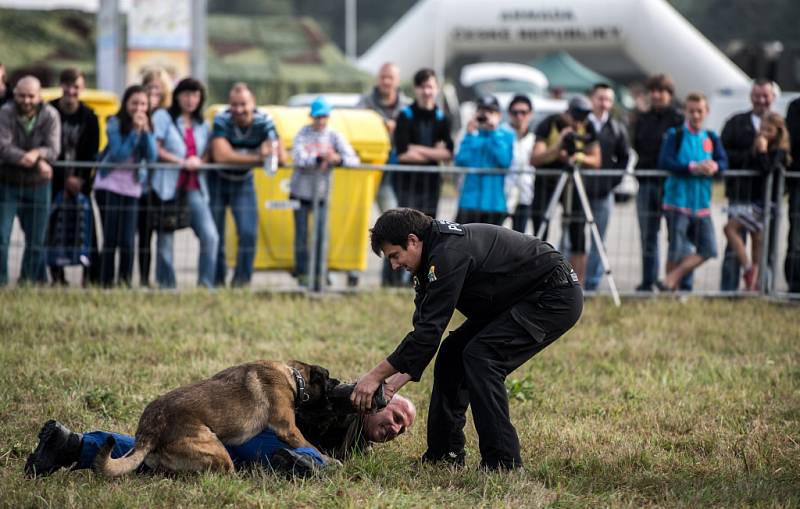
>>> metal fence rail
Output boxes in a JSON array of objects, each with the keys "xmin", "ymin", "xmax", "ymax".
[{"xmin": 1, "ymin": 159, "xmax": 797, "ymax": 300}]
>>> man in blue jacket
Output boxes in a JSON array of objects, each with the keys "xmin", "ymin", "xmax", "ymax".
[{"xmin": 454, "ymin": 95, "xmax": 514, "ymax": 225}]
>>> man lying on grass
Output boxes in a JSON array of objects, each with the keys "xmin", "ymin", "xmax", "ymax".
[{"xmin": 25, "ymin": 387, "xmax": 415, "ymax": 478}]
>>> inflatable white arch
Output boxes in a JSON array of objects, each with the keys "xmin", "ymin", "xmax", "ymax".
[{"xmin": 358, "ymin": 0, "xmax": 750, "ymax": 97}]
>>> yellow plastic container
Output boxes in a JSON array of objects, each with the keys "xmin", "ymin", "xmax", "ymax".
[
  {"xmin": 41, "ymin": 88, "xmax": 120, "ymax": 149},
  {"xmin": 205, "ymin": 105, "xmax": 389, "ymax": 272}
]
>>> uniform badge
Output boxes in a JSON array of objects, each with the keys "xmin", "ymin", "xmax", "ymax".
[{"xmin": 428, "ymin": 265, "xmax": 437, "ymax": 283}]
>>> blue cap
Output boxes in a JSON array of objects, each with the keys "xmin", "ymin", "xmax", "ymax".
[{"xmin": 310, "ymin": 96, "xmax": 332, "ymax": 118}]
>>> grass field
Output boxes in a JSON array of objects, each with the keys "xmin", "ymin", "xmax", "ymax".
[{"xmin": 1, "ymin": 290, "xmax": 798, "ymax": 508}]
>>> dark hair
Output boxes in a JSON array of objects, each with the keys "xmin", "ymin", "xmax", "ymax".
[
  {"xmin": 413, "ymin": 68, "xmax": 437, "ymax": 87},
  {"xmin": 167, "ymin": 77, "xmax": 206, "ymax": 123},
  {"xmin": 370, "ymin": 208, "xmax": 432, "ymax": 256},
  {"xmin": 508, "ymin": 94, "xmax": 532, "ymax": 112},
  {"xmin": 116, "ymin": 84, "xmax": 150, "ymax": 136},
  {"xmin": 591, "ymin": 82, "xmax": 613, "ymax": 94},
  {"xmin": 59, "ymin": 68, "xmax": 84, "ymax": 85},
  {"xmin": 645, "ymin": 74, "xmax": 675, "ymax": 95}
]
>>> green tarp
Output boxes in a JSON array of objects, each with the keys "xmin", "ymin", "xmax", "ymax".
[{"xmin": 530, "ymin": 51, "xmax": 614, "ymax": 93}]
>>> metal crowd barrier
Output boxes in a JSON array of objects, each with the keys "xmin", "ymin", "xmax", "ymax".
[{"xmin": 0, "ymin": 159, "xmax": 796, "ymax": 300}]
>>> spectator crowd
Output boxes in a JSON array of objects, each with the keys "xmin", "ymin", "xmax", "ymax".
[{"xmin": 0, "ymin": 60, "xmax": 799, "ymax": 294}]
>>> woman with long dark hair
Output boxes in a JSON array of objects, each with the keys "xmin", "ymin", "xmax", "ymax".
[
  {"xmin": 150, "ymin": 78, "xmax": 218, "ymax": 288},
  {"xmin": 93, "ymin": 85, "xmax": 157, "ymax": 287}
]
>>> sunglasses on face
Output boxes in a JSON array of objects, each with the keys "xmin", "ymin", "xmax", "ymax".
[{"xmin": 509, "ymin": 109, "xmax": 531, "ymax": 116}]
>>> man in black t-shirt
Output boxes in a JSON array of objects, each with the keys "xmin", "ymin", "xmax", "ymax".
[
  {"xmin": 48, "ymin": 68, "xmax": 100, "ymax": 286},
  {"xmin": 531, "ymin": 96, "xmax": 601, "ymax": 283},
  {"xmin": 393, "ymin": 68, "xmax": 454, "ymax": 218}
]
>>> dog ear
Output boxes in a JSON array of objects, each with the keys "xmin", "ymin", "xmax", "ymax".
[{"xmin": 309, "ymin": 365, "xmax": 330, "ymax": 390}]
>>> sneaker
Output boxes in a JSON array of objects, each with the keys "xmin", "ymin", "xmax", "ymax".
[
  {"xmin": 24, "ymin": 420, "xmax": 83, "ymax": 478},
  {"xmin": 653, "ymin": 280, "xmax": 673, "ymax": 293},
  {"xmin": 418, "ymin": 450, "xmax": 466, "ymax": 467},
  {"xmin": 635, "ymin": 283, "xmax": 655, "ymax": 293},
  {"xmin": 269, "ymin": 448, "xmax": 320, "ymax": 478}
]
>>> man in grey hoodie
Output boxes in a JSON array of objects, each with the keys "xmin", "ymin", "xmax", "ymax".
[{"xmin": 0, "ymin": 76, "xmax": 61, "ymax": 285}]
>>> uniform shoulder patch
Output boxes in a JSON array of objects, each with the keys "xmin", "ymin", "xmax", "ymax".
[
  {"xmin": 427, "ymin": 265, "xmax": 437, "ymax": 282},
  {"xmin": 435, "ymin": 219, "xmax": 465, "ymax": 235}
]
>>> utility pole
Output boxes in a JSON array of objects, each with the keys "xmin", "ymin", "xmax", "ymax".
[
  {"xmin": 192, "ymin": 0, "xmax": 208, "ymax": 85},
  {"xmin": 345, "ymin": 0, "xmax": 357, "ymax": 61},
  {"xmin": 96, "ymin": 0, "xmax": 122, "ymax": 93}
]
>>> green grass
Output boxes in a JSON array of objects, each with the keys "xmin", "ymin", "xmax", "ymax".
[{"xmin": 1, "ymin": 290, "xmax": 798, "ymax": 508}]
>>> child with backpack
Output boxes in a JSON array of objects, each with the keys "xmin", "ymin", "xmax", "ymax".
[{"xmin": 656, "ymin": 92, "xmax": 729, "ymax": 291}]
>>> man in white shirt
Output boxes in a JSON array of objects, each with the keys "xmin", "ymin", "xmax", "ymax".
[
  {"xmin": 584, "ymin": 83, "xmax": 630, "ymax": 291},
  {"xmin": 504, "ymin": 95, "xmax": 536, "ymax": 233}
]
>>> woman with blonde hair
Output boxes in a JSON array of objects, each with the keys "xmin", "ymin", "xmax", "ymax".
[
  {"xmin": 142, "ymin": 68, "xmax": 172, "ymax": 110},
  {"xmin": 137, "ymin": 68, "xmax": 173, "ymax": 285}
]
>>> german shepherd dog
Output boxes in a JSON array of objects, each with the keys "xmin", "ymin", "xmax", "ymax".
[{"xmin": 93, "ymin": 360, "xmax": 335, "ymax": 476}]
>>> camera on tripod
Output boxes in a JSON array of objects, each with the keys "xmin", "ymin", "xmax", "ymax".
[{"xmin": 562, "ymin": 131, "xmax": 592, "ymax": 156}]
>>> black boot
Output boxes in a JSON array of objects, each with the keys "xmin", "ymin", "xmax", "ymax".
[
  {"xmin": 327, "ymin": 382, "xmax": 387, "ymax": 414},
  {"xmin": 24, "ymin": 420, "xmax": 83, "ymax": 478},
  {"xmin": 418, "ymin": 449, "xmax": 466, "ymax": 467}
]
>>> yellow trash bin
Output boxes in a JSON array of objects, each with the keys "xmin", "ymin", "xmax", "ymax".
[
  {"xmin": 41, "ymin": 88, "xmax": 120, "ymax": 149},
  {"xmin": 206, "ymin": 105, "xmax": 389, "ymax": 273}
]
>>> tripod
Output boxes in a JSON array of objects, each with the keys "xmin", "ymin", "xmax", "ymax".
[{"xmin": 536, "ymin": 164, "xmax": 621, "ymax": 306}]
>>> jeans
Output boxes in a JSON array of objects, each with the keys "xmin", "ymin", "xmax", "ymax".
[
  {"xmin": 0, "ymin": 182, "xmax": 51, "ymax": 286},
  {"xmin": 512, "ymin": 204, "xmax": 533, "ymax": 234},
  {"xmin": 584, "ymin": 193, "xmax": 613, "ymax": 291},
  {"xmin": 636, "ymin": 179, "xmax": 663, "ymax": 288},
  {"xmin": 375, "ymin": 173, "xmax": 397, "ymax": 212},
  {"xmin": 155, "ymin": 189, "xmax": 219, "ymax": 289},
  {"xmin": 137, "ymin": 192, "xmax": 156, "ymax": 287},
  {"xmin": 207, "ymin": 172, "xmax": 258, "ymax": 287},
  {"xmin": 293, "ymin": 198, "xmax": 328, "ymax": 284},
  {"xmin": 77, "ymin": 429, "xmax": 325, "ymax": 471},
  {"xmin": 95, "ymin": 190, "xmax": 139, "ymax": 287},
  {"xmin": 786, "ymin": 183, "xmax": 800, "ymax": 292}
]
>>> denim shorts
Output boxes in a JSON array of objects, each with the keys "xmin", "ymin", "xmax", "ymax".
[{"xmin": 665, "ymin": 210, "xmax": 718, "ymax": 262}]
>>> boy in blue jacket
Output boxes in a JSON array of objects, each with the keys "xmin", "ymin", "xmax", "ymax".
[
  {"xmin": 657, "ymin": 92, "xmax": 728, "ymax": 291},
  {"xmin": 455, "ymin": 95, "xmax": 514, "ymax": 226}
]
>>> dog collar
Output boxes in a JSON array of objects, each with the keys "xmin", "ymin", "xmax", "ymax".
[{"xmin": 291, "ymin": 367, "xmax": 310, "ymax": 406}]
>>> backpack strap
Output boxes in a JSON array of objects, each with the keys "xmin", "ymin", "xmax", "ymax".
[
  {"xmin": 672, "ymin": 126, "xmax": 684, "ymax": 156},
  {"xmin": 401, "ymin": 105, "xmax": 413, "ymax": 121}
]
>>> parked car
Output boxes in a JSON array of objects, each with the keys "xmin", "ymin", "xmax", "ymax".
[{"xmin": 457, "ymin": 62, "xmax": 568, "ymax": 130}]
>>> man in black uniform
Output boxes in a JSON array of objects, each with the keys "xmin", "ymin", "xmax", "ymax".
[{"xmin": 352, "ymin": 208, "xmax": 583, "ymax": 470}]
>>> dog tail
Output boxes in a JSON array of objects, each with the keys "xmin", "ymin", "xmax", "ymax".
[{"xmin": 93, "ymin": 435, "xmax": 151, "ymax": 477}]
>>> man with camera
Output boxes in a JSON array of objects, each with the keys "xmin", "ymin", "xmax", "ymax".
[
  {"xmin": 531, "ymin": 96, "xmax": 601, "ymax": 283},
  {"xmin": 454, "ymin": 95, "xmax": 514, "ymax": 225}
]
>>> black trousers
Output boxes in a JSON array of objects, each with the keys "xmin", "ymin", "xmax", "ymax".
[{"xmin": 426, "ymin": 282, "xmax": 583, "ymax": 469}]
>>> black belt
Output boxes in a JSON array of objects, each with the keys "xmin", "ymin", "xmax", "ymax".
[{"xmin": 541, "ymin": 262, "xmax": 578, "ymax": 290}]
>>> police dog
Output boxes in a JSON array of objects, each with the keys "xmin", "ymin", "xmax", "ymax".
[{"xmin": 93, "ymin": 360, "xmax": 334, "ymax": 476}]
